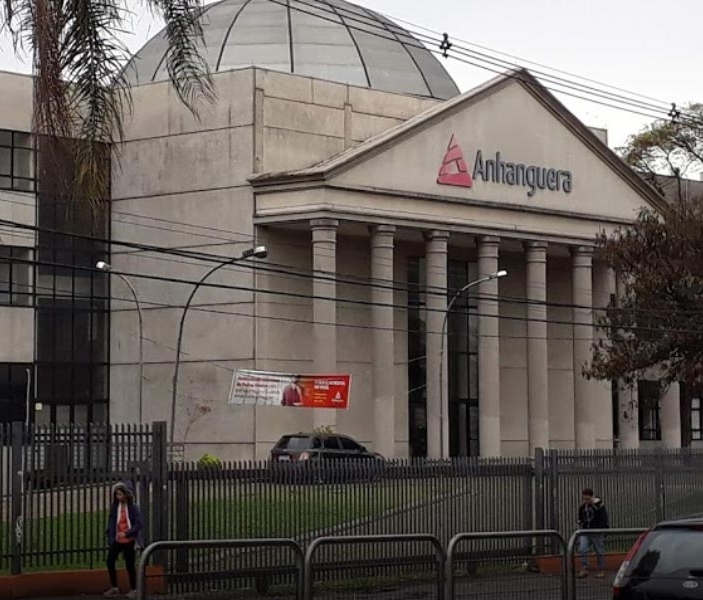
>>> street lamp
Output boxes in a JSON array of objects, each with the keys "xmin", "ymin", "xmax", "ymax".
[
  {"xmin": 438, "ymin": 269, "xmax": 507, "ymax": 459},
  {"xmin": 96, "ymin": 261, "xmax": 145, "ymax": 423},
  {"xmin": 170, "ymin": 246, "xmax": 268, "ymax": 444}
]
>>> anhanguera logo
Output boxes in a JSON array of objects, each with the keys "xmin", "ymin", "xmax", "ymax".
[{"xmin": 437, "ymin": 134, "xmax": 574, "ymax": 197}]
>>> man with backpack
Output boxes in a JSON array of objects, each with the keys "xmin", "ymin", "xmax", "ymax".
[{"xmin": 577, "ymin": 488, "xmax": 609, "ymax": 578}]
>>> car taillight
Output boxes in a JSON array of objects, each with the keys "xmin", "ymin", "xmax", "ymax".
[
  {"xmin": 299, "ymin": 451, "xmax": 311, "ymax": 461},
  {"xmin": 613, "ymin": 529, "xmax": 651, "ymax": 596}
]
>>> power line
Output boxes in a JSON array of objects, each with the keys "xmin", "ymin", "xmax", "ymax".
[
  {"xmin": 7, "ymin": 242, "xmax": 703, "ymax": 339},
  {"xmin": 269, "ymin": 0, "xmax": 702, "ymax": 127},
  {"xmin": 0, "ymin": 210, "xmax": 699, "ymax": 323}
]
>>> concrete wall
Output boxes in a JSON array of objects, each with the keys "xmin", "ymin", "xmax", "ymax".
[
  {"xmin": 0, "ymin": 71, "xmax": 33, "ymax": 131},
  {"xmin": 256, "ymin": 69, "xmax": 438, "ymax": 172},
  {"xmin": 109, "ymin": 67, "xmax": 437, "ymax": 459}
]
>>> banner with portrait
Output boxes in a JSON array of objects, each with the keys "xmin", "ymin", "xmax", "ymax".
[{"xmin": 228, "ymin": 370, "xmax": 351, "ymax": 409}]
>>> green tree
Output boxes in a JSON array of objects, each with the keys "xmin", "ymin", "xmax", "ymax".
[
  {"xmin": 587, "ymin": 105, "xmax": 703, "ymax": 386},
  {"xmin": 2, "ymin": 0, "xmax": 213, "ymax": 212}
]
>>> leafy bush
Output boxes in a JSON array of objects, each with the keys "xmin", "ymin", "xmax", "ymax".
[{"xmin": 198, "ymin": 453, "xmax": 222, "ymax": 469}]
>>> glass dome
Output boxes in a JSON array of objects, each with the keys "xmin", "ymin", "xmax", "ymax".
[{"xmin": 125, "ymin": 0, "xmax": 460, "ymax": 100}]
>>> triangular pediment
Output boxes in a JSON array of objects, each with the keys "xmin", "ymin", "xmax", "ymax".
[{"xmin": 252, "ymin": 70, "xmax": 666, "ymax": 223}]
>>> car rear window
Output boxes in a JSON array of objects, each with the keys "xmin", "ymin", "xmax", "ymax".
[
  {"xmin": 629, "ymin": 528, "xmax": 703, "ymax": 578},
  {"xmin": 276, "ymin": 436, "xmax": 317, "ymax": 450},
  {"xmin": 339, "ymin": 437, "xmax": 362, "ymax": 451}
]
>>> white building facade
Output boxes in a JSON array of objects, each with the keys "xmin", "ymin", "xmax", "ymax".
[{"xmin": 0, "ymin": 0, "xmax": 698, "ymax": 458}]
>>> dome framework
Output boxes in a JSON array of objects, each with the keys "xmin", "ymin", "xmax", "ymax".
[{"xmin": 125, "ymin": 0, "xmax": 460, "ymax": 100}]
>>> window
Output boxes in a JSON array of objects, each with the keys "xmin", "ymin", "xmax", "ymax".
[
  {"xmin": 0, "ymin": 130, "xmax": 35, "ymax": 192},
  {"xmin": 638, "ymin": 381, "xmax": 662, "ymax": 441},
  {"xmin": 339, "ymin": 437, "xmax": 362, "ymax": 451},
  {"xmin": 322, "ymin": 437, "xmax": 340, "ymax": 450},
  {"xmin": 628, "ymin": 529, "xmax": 703, "ymax": 578},
  {"xmin": 0, "ymin": 363, "xmax": 33, "ymax": 424},
  {"xmin": 0, "ymin": 246, "xmax": 32, "ymax": 306},
  {"xmin": 691, "ymin": 397, "xmax": 702, "ymax": 441}
]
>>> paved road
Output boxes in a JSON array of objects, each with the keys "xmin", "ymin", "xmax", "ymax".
[{"xmin": 28, "ymin": 573, "xmax": 613, "ymax": 600}]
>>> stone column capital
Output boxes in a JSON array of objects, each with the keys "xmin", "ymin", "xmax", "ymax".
[
  {"xmin": 369, "ymin": 224, "xmax": 396, "ymax": 236},
  {"xmin": 524, "ymin": 240, "xmax": 548, "ymax": 263},
  {"xmin": 369, "ymin": 225, "xmax": 396, "ymax": 250},
  {"xmin": 570, "ymin": 244, "xmax": 594, "ymax": 256},
  {"xmin": 310, "ymin": 218, "xmax": 339, "ymax": 231},
  {"xmin": 478, "ymin": 235, "xmax": 501, "ymax": 246},
  {"xmin": 477, "ymin": 235, "xmax": 500, "ymax": 261},
  {"xmin": 424, "ymin": 229, "xmax": 450, "ymax": 243}
]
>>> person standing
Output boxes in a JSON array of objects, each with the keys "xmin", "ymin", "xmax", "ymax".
[
  {"xmin": 281, "ymin": 374, "xmax": 304, "ymax": 406},
  {"xmin": 103, "ymin": 481, "xmax": 143, "ymax": 599},
  {"xmin": 577, "ymin": 487, "xmax": 609, "ymax": 578}
]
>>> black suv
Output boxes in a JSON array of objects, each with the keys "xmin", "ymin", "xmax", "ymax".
[
  {"xmin": 270, "ymin": 433, "xmax": 382, "ymax": 463},
  {"xmin": 613, "ymin": 516, "xmax": 703, "ymax": 599}
]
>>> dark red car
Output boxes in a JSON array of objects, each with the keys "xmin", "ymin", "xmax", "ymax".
[{"xmin": 613, "ymin": 516, "xmax": 703, "ymax": 599}]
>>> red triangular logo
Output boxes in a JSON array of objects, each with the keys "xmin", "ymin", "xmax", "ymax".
[{"xmin": 437, "ymin": 134, "xmax": 473, "ymax": 188}]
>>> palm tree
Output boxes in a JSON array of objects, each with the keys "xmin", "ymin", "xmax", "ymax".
[{"xmin": 2, "ymin": 0, "xmax": 213, "ymax": 213}]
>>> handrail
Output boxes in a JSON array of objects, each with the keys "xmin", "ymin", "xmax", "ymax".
[
  {"xmin": 136, "ymin": 538, "xmax": 304, "ymax": 600},
  {"xmin": 446, "ymin": 529, "xmax": 567, "ymax": 600},
  {"xmin": 303, "ymin": 534, "xmax": 445, "ymax": 600}
]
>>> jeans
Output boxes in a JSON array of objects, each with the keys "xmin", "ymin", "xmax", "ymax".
[
  {"xmin": 579, "ymin": 534, "xmax": 605, "ymax": 571},
  {"xmin": 107, "ymin": 541, "xmax": 137, "ymax": 589}
]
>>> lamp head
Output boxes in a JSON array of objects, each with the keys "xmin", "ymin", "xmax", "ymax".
[
  {"xmin": 95, "ymin": 261, "xmax": 110, "ymax": 271},
  {"xmin": 495, "ymin": 270, "xmax": 508, "ymax": 278},
  {"xmin": 241, "ymin": 245, "xmax": 268, "ymax": 260}
]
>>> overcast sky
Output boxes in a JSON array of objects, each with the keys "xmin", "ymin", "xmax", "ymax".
[{"xmin": 1, "ymin": 0, "xmax": 700, "ymax": 149}]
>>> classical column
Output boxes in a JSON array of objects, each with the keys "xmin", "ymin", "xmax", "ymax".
[
  {"xmin": 572, "ymin": 246, "xmax": 595, "ymax": 449},
  {"xmin": 615, "ymin": 272, "xmax": 639, "ymax": 448},
  {"xmin": 525, "ymin": 241, "xmax": 549, "ymax": 453},
  {"xmin": 661, "ymin": 382, "xmax": 682, "ymax": 448},
  {"xmin": 478, "ymin": 236, "xmax": 502, "ymax": 457},
  {"xmin": 311, "ymin": 219, "xmax": 338, "ymax": 429},
  {"xmin": 424, "ymin": 230, "xmax": 449, "ymax": 459},
  {"xmin": 371, "ymin": 225, "xmax": 396, "ymax": 458}
]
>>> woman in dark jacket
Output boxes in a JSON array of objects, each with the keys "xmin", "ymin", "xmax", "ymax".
[{"xmin": 103, "ymin": 481, "xmax": 143, "ymax": 599}]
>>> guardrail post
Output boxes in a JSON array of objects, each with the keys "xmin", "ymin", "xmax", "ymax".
[
  {"xmin": 151, "ymin": 421, "xmax": 168, "ymax": 567},
  {"xmin": 547, "ymin": 449, "xmax": 559, "ymax": 532},
  {"xmin": 10, "ymin": 421, "xmax": 23, "ymax": 575},
  {"xmin": 654, "ymin": 453, "xmax": 665, "ymax": 522},
  {"xmin": 174, "ymin": 469, "xmax": 189, "ymax": 573}
]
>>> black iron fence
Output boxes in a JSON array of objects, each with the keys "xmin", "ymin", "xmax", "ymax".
[
  {"xmin": 0, "ymin": 421, "xmax": 166, "ymax": 574},
  {"xmin": 3, "ymin": 421, "xmax": 703, "ymax": 584}
]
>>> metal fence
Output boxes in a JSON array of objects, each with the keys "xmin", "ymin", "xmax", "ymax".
[
  {"xmin": 541, "ymin": 448, "xmax": 703, "ymax": 539},
  {"xmin": 0, "ymin": 421, "xmax": 166, "ymax": 574},
  {"xmin": 4, "ymin": 421, "xmax": 703, "ymax": 584}
]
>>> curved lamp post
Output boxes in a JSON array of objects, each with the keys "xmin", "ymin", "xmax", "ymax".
[
  {"xmin": 439, "ymin": 269, "xmax": 507, "ymax": 459},
  {"xmin": 96, "ymin": 261, "xmax": 145, "ymax": 423},
  {"xmin": 170, "ymin": 246, "xmax": 268, "ymax": 444}
]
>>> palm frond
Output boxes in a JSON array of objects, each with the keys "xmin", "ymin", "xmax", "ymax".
[
  {"xmin": 146, "ymin": 0, "xmax": 215, "ymax": 111},
  {"xmin": 2, "ymin": 0, "xmax": 214, "ymax": 216}
]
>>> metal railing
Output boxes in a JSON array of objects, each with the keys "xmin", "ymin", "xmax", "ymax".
[
  {"xmin": 5, "ymin": 420, "xmax": 703, "ymax": 578},
  {"xmin": 303, "ymin": 534, "xmax": 445, "ymax": 599},
  {"xmin": 130, "ymin": 529, "xmax": 649, "ymax": 600},
  {"xmin": 136, "ymin": 538, "xmax": 304, "ymax": 600},
  {"xmin": 446, "ymin": 529, "xmax": 567, "ymax": 600},
  {"xmin": 566, "ymin": 528, "xmax": 647, "ymax": 600}
]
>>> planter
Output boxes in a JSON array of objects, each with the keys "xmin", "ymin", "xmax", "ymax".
[
  {"xmin": 535, "ymin": 552, "xmax": 627, "ymax": 574},
  {"xmin": 0, "ymin": 566, "xmax": 166, "ymax": 599}
]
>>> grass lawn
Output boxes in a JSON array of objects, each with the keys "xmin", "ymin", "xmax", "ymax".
[{"xmin": 0, "ymin": 481, "xmax": 430, "ymax": 574}]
